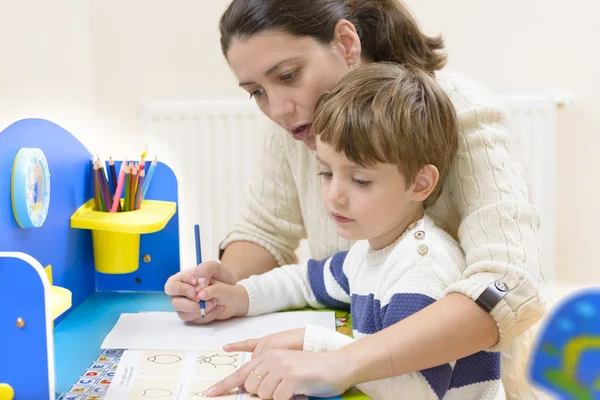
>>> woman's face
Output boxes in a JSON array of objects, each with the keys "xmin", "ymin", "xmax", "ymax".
[{"xmin": 227, "ymin": 30, "xmax": 355, "ymax": 150}]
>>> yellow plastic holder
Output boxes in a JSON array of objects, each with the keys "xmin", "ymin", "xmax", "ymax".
[
  {"xmin": 50, "ymin": 286, "xmax": 72, "ymax": 320},
  {"xmin": 70, "ymin": 199, "xmax": 176, "ymax": 274},
  {"xmin": 45, "ymin": 265, "xmax": 72, "ymax": 322}
]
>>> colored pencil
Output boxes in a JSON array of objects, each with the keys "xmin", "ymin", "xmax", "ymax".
[
  {"xmin": 139, "ymin": 145, "xmax": 147, "ymax": 173},
  {"xmin": 95, "ymin": 163, "xmax": 106, "ymax": 212},
  {"xmin": 99, "ymin": 160, "xmax": 113, "ymax": 212},
  {"xmin": 130, "ymin": 164, "xmax": 138, "ymax": 211},
  {"xmin": 142, "ymin": 157, "xmax": 158, "ymax": 199},
  {"xmin": 89, "ymin": 154, "xmax": 158, "ymax": 213},
  {"xmin": 135, "ymin": 169, "xmax": 145, "ymax": 210},
  {"xmin": 109, "ymin": 157, "xmax": 122, "ymax": 212},
  {"xmin": 98, "ymin": 164, "xmax": 111, "ymax": 212},
  {"xmin": 93, "ymin": 162, "xmax": 100, "ymax": 211},
  {"xmin": 124, "ymin": 164, "xmax": 131, "ymax": 212},
  {"xmin": 111, "ymin": 162, "xmax": 127, "ymax": 213},
  {"xmin": 195, "ymin": 224, "xmax": 205, "ymax": 318}
]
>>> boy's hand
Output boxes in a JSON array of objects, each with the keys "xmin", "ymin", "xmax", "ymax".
[
  {"xmin": 165, "ymin": 261, "xmax": 236, "ymax": 324},
  {"xmin": 198, "ymin": 283, "xmax": 250, "ymax": 321},
  {"xmin": 222, "ymin": 329, "xmax": 306, "ymax": 358}
]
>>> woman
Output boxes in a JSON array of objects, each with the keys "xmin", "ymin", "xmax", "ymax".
[{"xmin": 165, "ymin": 0, "xmax": 547, "ymax": 398}]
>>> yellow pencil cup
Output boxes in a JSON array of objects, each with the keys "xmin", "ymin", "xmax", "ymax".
[
  {"xmin": 70, "ymin": 199, "xmax": 176, "ymax": 274},
  {"xmin": 92, "ymin": 230, "xmax": 140, "ymax": 274}
]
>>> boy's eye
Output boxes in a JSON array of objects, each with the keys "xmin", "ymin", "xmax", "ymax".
[
  {"xmin": 318, "ymin": 171, "xmax": 333, "ymax": 179},
  {"xmin": 352, "ymin": 178, "xmax": 371, "ymax": 187},
  {"xmin": 249, "ymin": 88, "xmax": 264, "ymax": 99}
]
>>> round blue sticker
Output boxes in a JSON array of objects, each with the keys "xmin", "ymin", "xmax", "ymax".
[{"xmin": 11, "ymin": 148, "xmax": 51, "ymax": 228}]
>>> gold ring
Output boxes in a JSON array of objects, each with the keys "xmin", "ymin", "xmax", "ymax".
[{"xmin": 253, "ymin": 369, "xmax": 264, "ymax": 380}]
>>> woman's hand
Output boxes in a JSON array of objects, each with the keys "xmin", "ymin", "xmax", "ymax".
[
  {"xmin": 164, "ymin": 261, "xmax": 236, "ymax": 324},
  {"xmin": 205, "ymin": 349, "xmax": 354, "ymax": 399},
  {"xmin": 223, "ymin": 328, "xmax": 306, "ymax": 358}
]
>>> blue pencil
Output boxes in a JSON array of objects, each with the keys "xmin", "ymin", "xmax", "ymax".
[
  {"xmin": 194, "ymin": 224, "xmax": 205, "ymax": 318},
  {"xmin": 141, "ymin": 157, "xmax": 157, "ymax": 199}
]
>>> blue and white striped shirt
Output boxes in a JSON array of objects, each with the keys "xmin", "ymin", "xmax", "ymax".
[{"xmin": 239, "ymin": 216, "xmax": 504, "ymax": 400}]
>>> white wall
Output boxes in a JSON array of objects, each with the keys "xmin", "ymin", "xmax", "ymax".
[
  {"xmin": 0, "ymin": 0, "xmax": 94, "ymax": 144},
  {"xmin": 90, "ymin": 0, "xmax": 242, "ymax": 158},
  {"xmin": 1, "ymin": 0, "xmax": 598, "ymax": 285}
]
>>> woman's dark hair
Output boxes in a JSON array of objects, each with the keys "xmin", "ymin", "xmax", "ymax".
[{"xmin": 219, "ymin": 0, "xmax": 446, "ymax": 73}]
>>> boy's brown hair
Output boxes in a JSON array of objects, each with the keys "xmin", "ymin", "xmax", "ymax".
[{"xmin": 312, "ymin": 62, "xmax": 458, "ymax": 206}]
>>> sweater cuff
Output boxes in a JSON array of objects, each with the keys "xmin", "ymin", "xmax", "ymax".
[
  {"xmin": 445, "ymin": 277, "xmax": 540, "ymax": 351},
  {"xmin": 303, "ymin": 325, "xmax": 354, "ymax": 353},
  {"xmin": 237, "ymin": 278, "xmax": 269, "ymax": 317}
]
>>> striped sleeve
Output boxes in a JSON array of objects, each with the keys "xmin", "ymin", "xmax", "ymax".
[
  {"xmin": 238, "ymin": 250, "xmax": 351, "ymax": 316},
  {"xmin": 369, "ymin": 263, "xmax": 501, "ymax": 399},
  {"xmin": 307, "ymin": 251, "xmax": 351, "ymax": 310},
  {"xmin": 378, "ymin": 290, "xmax": 454, "ymax": 399}
]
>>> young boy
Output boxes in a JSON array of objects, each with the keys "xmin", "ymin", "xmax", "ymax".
[{"xmin": 201, "ymin": 63, "xmax": 504, "ymax": 399}]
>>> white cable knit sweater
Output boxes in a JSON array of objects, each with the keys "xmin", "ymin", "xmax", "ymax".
[
  {"xmin": 221, "ymin": 69, "xmax": 548, "ymax": 399},
  {"xmin": 239, "ymin": 216, "xmax": 505, "ymax": 400}
]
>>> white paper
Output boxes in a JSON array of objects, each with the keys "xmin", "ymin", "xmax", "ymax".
[
  {"xmin": 102, "ymin": 349, "xmax": 253, "ymax": 399},
  {"xmin": 101, "ymin": 311, "xmax": 335, "ymax": 350}
]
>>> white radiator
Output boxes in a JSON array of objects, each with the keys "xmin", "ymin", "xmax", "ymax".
[
  {"xmin": 141, "ymin": 94, "xmax": 565, "ymax": 281},
  {"xmin": 496, "ymin": 93, "xmax": 569, "ymax": 284},
  {"xmin": 140, "ymin": 100, "xmax": 267, "ymax": 272}
]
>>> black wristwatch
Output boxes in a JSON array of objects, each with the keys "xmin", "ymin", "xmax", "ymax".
[{"xmin": 475, "ymin": 280, "xmax": 509, "ymax": 312}]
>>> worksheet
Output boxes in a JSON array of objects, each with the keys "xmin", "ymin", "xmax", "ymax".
[
  {"xmin": 103, "ymin": 349, "xmax": 252, "ymax": 399},
  {"xmin": 101, "ymin": 311, "xmax": 335, "ymax": 350}
]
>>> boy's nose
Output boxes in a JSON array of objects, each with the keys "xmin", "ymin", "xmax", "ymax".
[{"xmin": 327, "ymin": 182, "xmax": 348, "ymax": 206}]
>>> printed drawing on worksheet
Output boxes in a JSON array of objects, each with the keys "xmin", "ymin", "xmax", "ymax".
[
  {"xmin": 129, "ymin": 378, "xmax": 234, "ymax": 399},
  {"xmin": 103, "ymin": 349, "xmax": 255, "ymax": 399}
]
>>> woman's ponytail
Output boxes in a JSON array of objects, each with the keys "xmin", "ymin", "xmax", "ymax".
[{"xmin": 352, "ymin": 0, "xmax": 447, "ymax": 72}]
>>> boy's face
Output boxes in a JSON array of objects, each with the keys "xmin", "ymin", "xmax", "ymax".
[{"xmin": 316, "ymin": 138, "xmax": 423, "ymax": 250}]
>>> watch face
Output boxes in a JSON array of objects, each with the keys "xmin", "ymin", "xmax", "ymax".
[{"xmin": 529, "ymin": 289, "xmax": 600, "ymax": 398}]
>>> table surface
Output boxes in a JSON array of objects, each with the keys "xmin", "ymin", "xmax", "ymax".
[{"xmin": 53, "ymin": 292, "xmax": 368, "ymax": 400}]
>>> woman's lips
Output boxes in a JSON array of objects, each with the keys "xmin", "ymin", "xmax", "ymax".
[{"xmin": 291, "ymin": 124, "xmax": 312, "ymax": 141}]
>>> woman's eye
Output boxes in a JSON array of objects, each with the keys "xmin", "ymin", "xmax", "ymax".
[
  {"xmin": 281, "ymin": 71, "xmax": 297, "ymax": 82},
  {"xmin": 250, "ymin": 88, "xmax": 264, "ymax": 99}
]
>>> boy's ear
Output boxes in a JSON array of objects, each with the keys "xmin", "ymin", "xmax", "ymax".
[
  {"xmin": 333, "ymin": 19, "xmax": 362, "ymax": 67},
  {"xmin": 411, "ymin": 165, "xmax": 439, "ymax": 202}
]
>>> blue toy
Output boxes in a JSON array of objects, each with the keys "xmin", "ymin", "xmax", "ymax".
[{"xmin": 529, "ymin": 288, "xmax": 600, "ymax": 399}]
